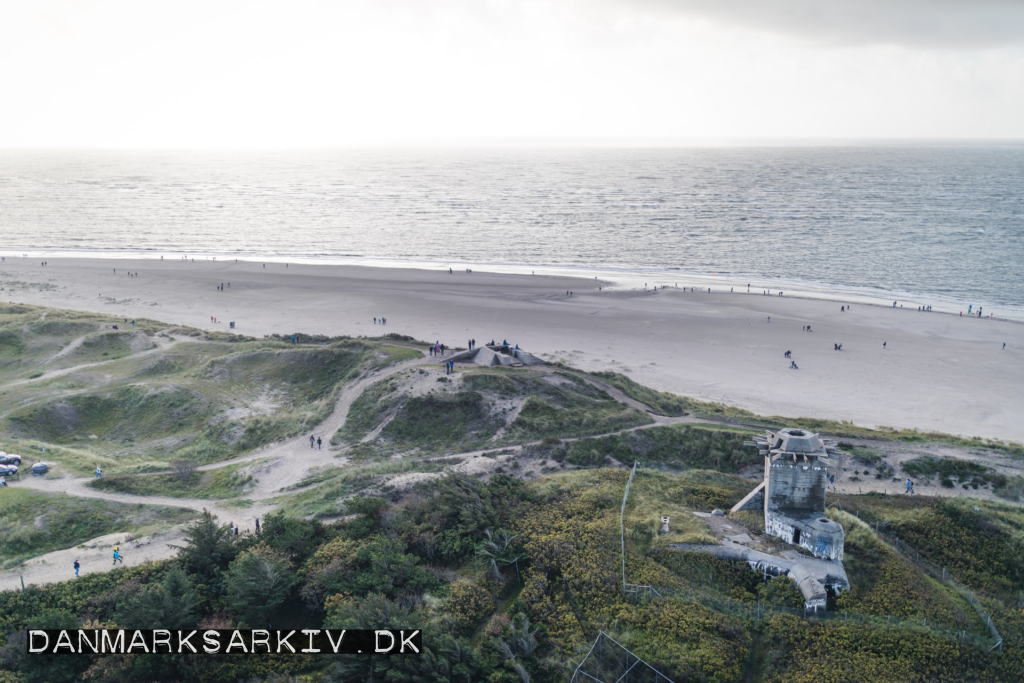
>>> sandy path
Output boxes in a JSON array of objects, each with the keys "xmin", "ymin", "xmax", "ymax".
[
  {"xmin": 0, "ymin": 528, "xmax": 188, "ymax": 592},
  {"xmin": 7, "ymin": 331, "xmax": 183, "ymax": 387}
]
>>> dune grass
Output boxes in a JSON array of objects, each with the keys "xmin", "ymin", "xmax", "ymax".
[
  {"xmin": 0, "ymin": 309, "xmax": 410, "ymax": 472},
  {"xmin": 87, "ymin": 461, "xmax": 257, "ymax": 499},
  {"xmin": 558, "ymin": 422, "xmax": 762, "ymax": 471},
  {"xmin": 271, "ymin": 457, "xmax": 463, "ymax": 518}
]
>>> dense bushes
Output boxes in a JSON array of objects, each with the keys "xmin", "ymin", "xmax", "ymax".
[{"xmin": 2, "ymin": 471, "xmax": 1022, "ymax": 682}]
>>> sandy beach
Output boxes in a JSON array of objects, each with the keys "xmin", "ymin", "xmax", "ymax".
[{"xmin": 2, "ymin": 256, "xmax": 1022, "ymax": 443}]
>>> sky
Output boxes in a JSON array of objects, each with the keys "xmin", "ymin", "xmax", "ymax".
[{"xmin": 1, "ymin": 0, "xmax": 1022, "ymax": 147}]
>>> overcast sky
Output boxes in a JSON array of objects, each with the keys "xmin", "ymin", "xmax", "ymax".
[{"xmin": 1, "ymin": 0, "xmax": 1022, "ymax": 147}]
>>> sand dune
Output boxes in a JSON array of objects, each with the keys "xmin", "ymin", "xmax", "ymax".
[{"xmin": 3, "ymin": 256, "xmax": 1022, "ymax": 442}]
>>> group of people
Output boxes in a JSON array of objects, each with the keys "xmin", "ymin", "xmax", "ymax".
[
  {"xmin": 429, "ymin": 342, "xmax": 446, "ymax": 356},
  {"xmin": 834, "ymin": 343, "xmax": 843, "ymax": 351},
  {"xmin": 467, "ymin": 339, "xmax": 477, "ymax": 349},
  {"xmin": 309, "ymin": 435, "xmax": 322, "ymax": 449},
  {"xmin": 217, "ymin": 282, "xmax": 229, "ymax": 291},
  {"xmin": 373, "ymin": 317, "xmax": 387, "ymax": 324}
]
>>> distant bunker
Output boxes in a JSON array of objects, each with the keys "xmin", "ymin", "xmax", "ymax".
[
  {"xmin": 447, "ymin": 344, "xmax": 545, "ymax": 368},
  {"xmin": 684, "ymin": 428, "xmax": 849, "ymax": 610},
  {"xmin": 735, "ymin": 428, "xmax": 845, "ymax": 562}
]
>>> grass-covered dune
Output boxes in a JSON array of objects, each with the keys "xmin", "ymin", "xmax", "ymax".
[
  {"xmin": 336, "ymin": 367, "xmax": 652, "ymax": 457},
  {"xmin": 0, "ymin": 304, "xmax": 419, "ymax": 474}
]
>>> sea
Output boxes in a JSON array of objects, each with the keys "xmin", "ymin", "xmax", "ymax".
[{"xmin": 1, "ymin": 145, "xmax": 1022, "ymax": 316}]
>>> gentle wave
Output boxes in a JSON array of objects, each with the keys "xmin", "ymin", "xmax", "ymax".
[{"xmin": 1, "ymin": 146, "xmax": 1022, "ymax": 316}]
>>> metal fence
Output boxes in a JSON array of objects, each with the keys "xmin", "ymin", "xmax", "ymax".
[
  {"xmin": 876, "ymin": 527, "xmax": 1003, "ymax": 651},
  {"xmin": 620, "ymin": 461, "xmax": 642, "ymax": 598},
  {"xmin": 571, "ymin": 631, "xmax": 674, "ymax": 683}
]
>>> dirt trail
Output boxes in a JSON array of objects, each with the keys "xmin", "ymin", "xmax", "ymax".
[
  {"xmin": 0, "ymin": 528, "xmax": 188, "ymax": 592},
  {"xmin": 7, "ymin": 332, "xmax": 183, "ymax": 387},
  {"xmin": 230, "ymin": 353, "xmax": 431, "ymax": 496}
]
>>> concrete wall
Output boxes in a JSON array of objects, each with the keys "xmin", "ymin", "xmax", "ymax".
[{"xmin": 766, "ymin": 458, "xmax": 827, "ymax": 517}]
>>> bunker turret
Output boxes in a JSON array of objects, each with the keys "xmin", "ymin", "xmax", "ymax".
[{"xmin": 733, "ymin": 428, "xmax": 844, "ymax": 561}]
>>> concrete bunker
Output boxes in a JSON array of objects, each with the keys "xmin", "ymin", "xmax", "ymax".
[
  {"xmin": 734, "ymin": 428, "xmax": 845, "ymax": 562},
  {"xmin": 447, "ymin": 344, "xmax": 545, "ymax": 367},
  {"xmin": 676, "ymin": 428, "xmax": 848, "ymax": 610}
]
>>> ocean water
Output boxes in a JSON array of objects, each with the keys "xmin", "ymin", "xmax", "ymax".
[{"xmin": 1, "ymin": 146, "xmax": 1022, "ymax": 312}]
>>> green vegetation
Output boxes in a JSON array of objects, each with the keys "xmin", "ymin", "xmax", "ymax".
[
  {"xmin": 833, "ymin": 493, "xmax": 1024, "ymax": 598},
  {"xmin": 832, "ymin": 510, "xmax": 973, "ymax": 628},
  {"xmin": 0, "ymin": 305, "xmax": 418, "ymax": 473},
  {"xmin": 0, "ymin": 489, "xmax": 196, "ymax": 569},
  {"xmin": 554, "ymin": 423, "xmax": 761, "ymax": 471},
  {"xmin": 839, "ymin": 441, "xmax": 885, "ymax": 463},
  {"xmin": 901, "ymin": 455, "xmax": 1019, "ymax": 497},
  {"xmin": 334, "ymin": 374, "xmax": 403, "ymax": 444},
  {"xmin": 271, "ymin": 457, "xmax": 464, "ymax": 518},
  {"xmin": 588, "ymin": 370, "xmax": 692, "ymax": 416},
  {"xmin": 379, "ymin": 391, "xmax": 504, "ymax": 452},
  {"xmin": 87, "ymin": 462, "xmax": 256, "ymax": 499},
  {"xmin": 3, "ymin": 470, "xmax": 1024, "ymax": 682},
  {"xmin": 507, "ymin": 372, "xmax": 652, "ymax": 440},
  {"xmin": 339, "ymin": 367, "xmax": 653, "ymax": 458}
]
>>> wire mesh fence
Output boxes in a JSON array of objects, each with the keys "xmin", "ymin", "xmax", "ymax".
[
  {"xmin": 571, "ymin": 631, "xmax": 674, "ymax": 683},
  {"xmin": 830, "ymin": 500, "xmax": 1004, "ymax": 652}
]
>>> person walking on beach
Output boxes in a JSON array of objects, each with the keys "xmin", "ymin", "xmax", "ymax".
[
  {"xmin": 317, "ymin": 437, "xmax": 322, "ymax": 450},
  {"xmin": 1003, "ymin": 343, "xmax": 1006, "ymax": 349},
  {"xmin": 74, "ymin": 559, "xmax": 80, "ymax": 577},
  {"xmin": 113, "ymin": 545, "xmax": 123, "ymax": 565},
  {"xmin": 255, "ymin": 517, "xmax": 261, "ymax": 533},
  {"xmin": 309, "ymin": 436, "xmax": 315, "ymax": 449},
  {"xmin": 905, "ymin": 478, "xmax": 914, "ymax": 495},
  {"xmin": 828, "ymin": 475, "xmax": 836, "ymax": 492}
]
